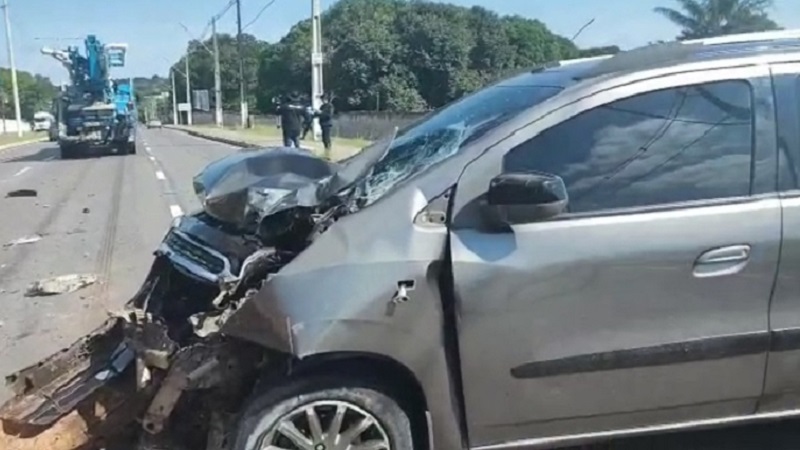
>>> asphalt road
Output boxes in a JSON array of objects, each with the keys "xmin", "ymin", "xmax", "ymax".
[
  {"xmin": 0, "ymin": 127, "xmax": 241, "ymax": 405},
  {"xmin": 0, "ymin": 127, "xmax": 798, "ymax": 448}
]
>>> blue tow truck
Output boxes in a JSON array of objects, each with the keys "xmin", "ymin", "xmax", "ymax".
[{"xmin": 42, "ymin": 35, "xmax": 137, "ymax": 158}]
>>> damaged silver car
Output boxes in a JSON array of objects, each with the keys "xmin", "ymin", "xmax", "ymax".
[{"xmin": 5, "ymin": 30, "xmax": 800, "ymax": 450}]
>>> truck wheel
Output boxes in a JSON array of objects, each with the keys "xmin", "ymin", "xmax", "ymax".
[
  {"xmin": 127, "ymin": 142, "xmax": 136, "ymax": 155},
  {"xmin": 232, "ymin": 375, "xmax": 415, "ymax": 450}
]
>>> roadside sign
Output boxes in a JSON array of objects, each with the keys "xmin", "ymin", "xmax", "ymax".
[{"xmin": 178, "ymin": 103, "xmax": 190, "ymax": 112}]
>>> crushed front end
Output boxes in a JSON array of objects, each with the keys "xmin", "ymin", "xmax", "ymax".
[{"xmin": 0, "ymin": 147, "xmax": 346, "ymax": 450}]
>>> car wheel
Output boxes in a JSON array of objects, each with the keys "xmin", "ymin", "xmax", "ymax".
[
  {"xmin": 232, "ymin": 375, "xmax": 415, "ymax": 450},
  {"xmin": 128, "ymin": 142, "xmax": 137, "ymax": 155}
]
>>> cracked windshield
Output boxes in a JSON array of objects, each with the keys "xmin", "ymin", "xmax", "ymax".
[{"xmin": 1, "ymin": 1, "xmax": 800, "ymax": 449}]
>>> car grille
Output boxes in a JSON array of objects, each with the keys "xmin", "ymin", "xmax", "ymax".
[{"xmin": 163, "ymin": 230, "xmax": 226, "ymax": 276}]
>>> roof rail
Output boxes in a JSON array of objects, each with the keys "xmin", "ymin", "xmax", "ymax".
[
  {"xmin": 558, "ymin": 54, "xmax": 614, "ymax": 66},
  {"xmin": 682, "ymin": 28, "xmax": 800, "ymax": 46}
]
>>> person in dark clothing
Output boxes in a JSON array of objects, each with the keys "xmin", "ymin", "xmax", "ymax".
[
  {"xmin": 277, "ymin": 94, "xmax": 304, "ymax": 148},
  {"xmin": 300, "ymin": 105, "xmax": 314, "ymax": 140},
  {"xmin": 316, "ymin": 96, "xmax": 335, "ymax": 151}
]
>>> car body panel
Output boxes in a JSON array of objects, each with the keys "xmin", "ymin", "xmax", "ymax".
[
  {"xmin": 762, "ymin": 62, "xmax": 800, "ymax": 413},
  {"xmin": 448, "ymin": 64, "xmax": 781, "ymax": 448},
  {"xmin": 221, "ymin": 183, "xmax": 466, "ymax": 450}
]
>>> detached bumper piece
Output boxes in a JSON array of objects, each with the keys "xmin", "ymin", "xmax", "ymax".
[{"xmin": 0, "ymin": 312, "xmax": 268, "ymax": 450}]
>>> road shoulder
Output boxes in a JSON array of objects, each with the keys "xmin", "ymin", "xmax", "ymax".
[{"xmin": 166, "ymin": 125, "xmax": 366, "ymax": 161}]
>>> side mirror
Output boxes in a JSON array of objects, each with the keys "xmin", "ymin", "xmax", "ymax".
[{"xmin": 486, "ymin": 172, "xmax": 568, "ymax": 224}]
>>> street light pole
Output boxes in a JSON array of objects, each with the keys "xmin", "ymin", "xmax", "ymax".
[
  {"xmin": 171, "ymin": 69, "xmax": 178, "ymax": 125},
  {"xmin": 184, "ymin": 51, "xmax": 192, "ymax": 125},
  {"xmin": 310, "ymin": 0, "xmax": 324, "ymax": 143},
  {"xmin": 1, "ymin": 0, "xmax": 23, "ymax": 137},
  {"xmin": 212, "ymin": 17, "xmax": 223, "ymax": 128},
  {"xmin": 236, "ymin": 0, "xmax": 247, "ymax": 128}
]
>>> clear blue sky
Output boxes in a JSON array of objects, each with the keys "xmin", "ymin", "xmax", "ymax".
[{"xmin": 5, "ymin": 0, "xmax": 800, "ymax": 83}]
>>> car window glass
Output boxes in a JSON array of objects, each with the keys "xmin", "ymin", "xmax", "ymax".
[
  {"xmin": 776, "ymin": 74, "xmax": 800, "ymax": 191},
  {"xmin": 504, "ymin": 80, "xmax": 754, "ymax": 214}
]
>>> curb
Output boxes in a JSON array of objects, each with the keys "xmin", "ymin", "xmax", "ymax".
[
  {"xmin": 165, "ymin": 126, "xmax": 260, "ymax": 149},
  {"xmin": 0, "ymin": 136, "xmax": 48, "ymax": 152},
  {"xmin": 164, "ymin": 126, "xmax": 328, "ymax": 157}
]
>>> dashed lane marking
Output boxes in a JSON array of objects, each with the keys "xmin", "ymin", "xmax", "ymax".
[
  {"xmin": 148, "ymin": 156, "xmax": 156, "ymax": 162},
  {"xmin": 13, "ymin": 166, "xmax": 30, "ymax": 177},
  {"xmin": 155, "ymin": 170, "xmax": 166, "ymax": 180},
  {"xmin": 169, "ymin": 205, "xmax": 184, "ymax": 218}
]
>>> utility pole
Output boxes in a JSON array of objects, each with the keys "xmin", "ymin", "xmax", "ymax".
[
  {"xmin": 236, "ymin": 0, "xmax": 247, "ymax": 128},
  {"xmin": 310, "ymin": 0, "xmax": 324, "ymax": 143},
  {"xmin": 184, "ymin": 51, "xmax": 192, "ymax": 125},
  {"xmin": 212, "ymin": 17, "xmax": 223, "ymax": 128},
  {"xmin": 171, "ymin": 69, "xmax": 178, "ymax": 125},
  {"xmin": 1, "ymin": 0, "xmax": 23, "ymax": 137}
]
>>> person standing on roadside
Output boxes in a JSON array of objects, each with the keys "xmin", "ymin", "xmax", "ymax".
[
  {"xmin": 277, "ymin": 93, "xmax": 303, "ymax": 148},
  {"xmin": 300, "ymin": 104, "xmax": 314, "ymax": 140},
  {"xmin": 317, "ymin": 95, "xmax": 335, "ymax": 151}
]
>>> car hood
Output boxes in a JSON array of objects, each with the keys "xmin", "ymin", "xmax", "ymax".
[
  {"xmin": 192, "ymin": 134, "xmax": 397, "ymax": 229},
  {"xmin": 193, "ymin": 147, "xmax": 342, "ymax": 229}
]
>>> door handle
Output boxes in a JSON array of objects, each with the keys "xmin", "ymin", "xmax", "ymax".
[
  {"xmin": 696, "ymin": 245, "xmax": 751, "ymax": 265},
  {"xmin": 693, "ymin": 245, "xmax": 751, "ymax": 278}
]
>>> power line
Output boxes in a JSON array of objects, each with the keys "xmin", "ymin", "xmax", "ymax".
[
  {"xmin": 243, "ymin": 0, "xmax": 279, "ymax": 31},
  {"xmin": 214, "ymin": 0, "xmax": 237, "ymax": 21},
  {"xmin": 197, "ymin": 0, "xmax": 237, "ymax": 41}
]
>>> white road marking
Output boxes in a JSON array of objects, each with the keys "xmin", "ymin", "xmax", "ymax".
[
  {"xmin": 13, "ymin": 166, "xmax": 31, "ymax": 177},
  {"xmin": 155, "ymin": 171, "xmax": 166, "ymax": 180},
  {"xmin": 145, "ymin": 147, "xmax": 152, "ymax": 154},
  {"xmin": 169, "ymin": 205, "xmax": 184, "ymax": 218},
  {"xmin": 148, "ymin": 156, "xmax": 156, "ymax": 162},
  {"xmin": 44, "ymin": 156, "xmax": 57, "ymax": 161}
]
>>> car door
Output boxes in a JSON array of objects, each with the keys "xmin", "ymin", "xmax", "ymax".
[
  {"xmin": 449, "ymin": 65, "xmax": 780, "ymax": 448},
  {"xmin": 762, "ymin": 62, "xmax": 800, "ymax": 413}
]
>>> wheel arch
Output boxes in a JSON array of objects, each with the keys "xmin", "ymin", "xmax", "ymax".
[{"xmin": 279, "ymin": 351, "xmax": 433, "ymax": 450}]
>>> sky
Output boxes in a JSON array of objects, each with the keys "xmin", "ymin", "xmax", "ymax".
[{"xmin": 5, "ymin": 0, "xmax": 800, "ymax": 83}]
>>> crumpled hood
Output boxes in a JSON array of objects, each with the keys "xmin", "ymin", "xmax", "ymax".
[{"xmin": 192, "ymin": 147, "xmax": 340, "ymax": 229}]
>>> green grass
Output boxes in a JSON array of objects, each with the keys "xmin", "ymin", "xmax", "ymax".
[
  {"xmin": 0, "ymin": 131, "xmax": 46, "ymax": 146},
  {"xmin": 195, "ymin": 123, "xmax": 372, "ymax": 149}
]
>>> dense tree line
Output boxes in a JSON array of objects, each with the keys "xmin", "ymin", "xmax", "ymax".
[
  {"xmin": 172, "ymin": 0, "xmax": 619, "ymax": 114},
  {"xmin": 0, "ymin": 68, "xmax": 56, "ymax": 122},
  {"xmin": 171, "ymin": 0, "xmax": 782, "ymax": 115}
]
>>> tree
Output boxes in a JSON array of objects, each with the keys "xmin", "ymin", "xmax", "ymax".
[
  {"xmin": 254, "ymin": 0, "xmax": 583, "ymax": 113},
  {"xmin": 0, "ymin": 68, "xmax": 56, "ymax": 121},
  {"xmin": 654, "ymin": 0, "xmax": 781, "ymax": 40},
  {"xmin": 177, "ymin": 0, "xmax": 623, "ymax": 114},
  {"xmin": 171, "ymin": 33, "xmax": 264, "ymax": 111}
]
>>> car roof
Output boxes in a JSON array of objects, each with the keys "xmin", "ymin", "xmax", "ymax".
[{"xmin": 498, "ymin": 29, "xmax": 800, "ymax": 90}]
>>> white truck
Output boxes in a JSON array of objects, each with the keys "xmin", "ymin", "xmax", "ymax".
[{"xmin": 32, "ymin": 111, "xmax": 54, "ymax": 132}]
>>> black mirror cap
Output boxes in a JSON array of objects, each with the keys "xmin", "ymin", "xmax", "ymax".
[{"xmin": 486, "ymin": 172, "xmax": 568, "ymax": 225}]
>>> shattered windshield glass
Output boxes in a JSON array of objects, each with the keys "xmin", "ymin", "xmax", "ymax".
[{"xmin": 345, "ymin": 83, "xmax": 564, "ymax": 207}]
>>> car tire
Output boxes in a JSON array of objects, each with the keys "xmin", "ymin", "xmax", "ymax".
[
  {"xmin": 128, "ymin": 143, "xmax": 136, "ymax": 155},
  {"xmin": 232, "ymin": 375, "xmax": 416, "ymax": 450}
]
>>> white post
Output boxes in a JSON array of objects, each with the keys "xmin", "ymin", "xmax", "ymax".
[
  {"xmin": 311, "ymin": 0, "xmax": 324, "ymax": 142},
  {"xmin": 184, "ymin": 51, "xmax": 192, "ymax": 125},
  {"xmin": 236, "ymin": 0, "xmax": 247, "ymax": 128},
  {"xmin": 212, "ymin": 17, "xmax": 223, "ymax": 127},
  {"xmin": 171, "ymin": 69, "xmax": 178, "ymax": 125},
  {"xmin": 1, "ymin": 0, "xmax": 22, "ymax": 137}
]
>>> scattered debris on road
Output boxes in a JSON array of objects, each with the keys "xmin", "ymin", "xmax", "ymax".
[
  {"xmin": 81, "ymin": 207, "xmax": 90, "ymax": 214},
  {"xmin": 24, "ymin": 274, "xmax": 98, "ymax": 297},
  {"xmin": 5, "ymin": 189, "xmax": 37, "ymax": 198},
  {"xmin": 3, "ymin": 235, "xmax": 42, "ymax": 248}
]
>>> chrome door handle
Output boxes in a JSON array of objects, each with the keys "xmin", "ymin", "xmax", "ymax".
[{"xmin": 696, "ymin": 245, "xmax": 751, "ymax": 265}]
